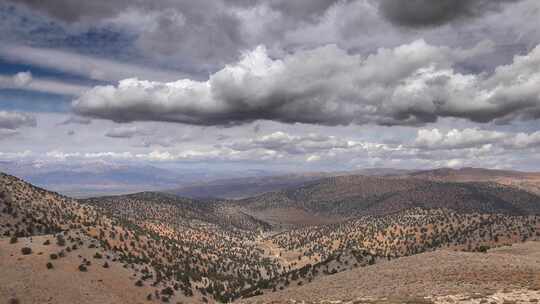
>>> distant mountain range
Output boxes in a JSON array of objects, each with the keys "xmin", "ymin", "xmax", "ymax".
[
  {"xmin": 168, "ymin": 168, "xmax": 414, "ymax": 199},
  {"xmin": 2, "ymin": 161, "xmax": 540, "ymax": 202},
  {"xmin": 0, "ymin": 160, "xmax": 290, "ymax": 197}
]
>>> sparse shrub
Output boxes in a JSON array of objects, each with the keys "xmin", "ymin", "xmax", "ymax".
[
  {"xmin": 56, "ymin": 234, "xmax": 66, "ymax": 246},
  {"xmin": 135, "ymin": 280, "xmax": 144, "ymax": 287},
  {"xmin": 21, "ymin": 247, "xmax": 32, "ymax": 255},
  {"xmin": 78, "ymin": 264, "xmax": 87, "ymax": 272},
  {"xmin": 46, "ymin": 262, "xmax": 53, "ymax": 269},
  {"xmin": 93, "ymin": 252, "xmax": 103, "ymax": 259},
  {"xmin": 9, "ymin": 236, "xmax": 17, "ymax": 244},
  {"xmin": 8, "ymin": 298, "xmax": 20, "ymax": 304},
  {"xmin": 102, "ymin": 262, "xmax": 110, "ymax": 268},
  {"xmin": 50, "ymin": 253, "xmax": 58, "ymax": 260},
  {"xmin": 43, "ymin": 239, "xmax": 50, "ymax": 245},
  {"xmin": 161, "ymin": 287, "xmax": 174, "ymax": 296},
  {"xmin": 477, "ymin": 245, "xmax": 490, "ymax": 253}
]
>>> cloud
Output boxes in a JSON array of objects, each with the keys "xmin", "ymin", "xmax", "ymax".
[
  {"xmin": 0, "ymin": 129, "xmax": 19, "ymax": 140},
  {"xmin": 5, "ymin": 0, "xmax": 343, "ymax": 69},
  {"xmin": 378, "ymin": 0, "xmax": 521, "ymax": 27},
  {"xmin": 510, "ymin": 131, "xmax": 540, "ymax": 149},
  {"xmin": 0, "ymin": 111, "xmax": 37, "ymax": 130},
  {"xmin": 413, "ymin": 128, "xmax": 540, "ymax": 151},
  {"xmin": 253, "ymin": 123, "xmax": 261, "ymax": 133},
  {"xmin": 74, "ymin": 40, "xmax": 540, "ymax": 127},
  {"xmin": 135, "ymin": 133, "xmax": 193, "ymax": 148},
  {"xmin": 0, "ymin": 111, "xmax": 36, "ymax": 140},
  {"xmin": 105, "ymin": 126, "xmax": 147, "ymax": 138},
  {"xmin": 0, "ymin": 45, "xmax": 182, "ymax": 82},
  {"xmin": 216, "ymin": 134, "xmax": 230, "ymax": 141},
  {"xmin": 5, "ymin": 0, "xmax": 128, "ymax": 23},
  {"xmin": 414, "ymin": 128, "xmax": 506, "ymax": 150},
  {"xmin": 0, "ymin": 71, "xmax": 90, "ymax": 96},
  {"xmin": 12, "ymin": 71, "xmax": 32, "ymax": 86},
  {"xmin": 58, "ymin": 116, "xmax": 92, "ymax": 125},
  {"xmin": 224, "ymin": 131, "xmax": 354, "ymax": 155},
  {"xmin": 0, "ymin": 150, "xmax": 32, "ymax": 160}
]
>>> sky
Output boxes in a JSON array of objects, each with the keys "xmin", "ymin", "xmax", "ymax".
[{"xmin": 1, "ymin": 0, "xmax": 540, "ymax": 173}]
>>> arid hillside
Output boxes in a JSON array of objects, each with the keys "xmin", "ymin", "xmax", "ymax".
[
  {"xmin": 1, "ymin": 170, "xmax": 540, "ymax": 303},
  {"xmin": 241, "ymin": 241, "xmax": 540, "ymax": 304},
  {"xmin": 406, "ymin": 167, "xmax": 540, "ymax": 195},
  {"xmin": 236, "ymin": 175, "xmax": 540, "ymax": 227}
]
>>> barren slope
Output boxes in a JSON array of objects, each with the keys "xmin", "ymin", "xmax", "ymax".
[
  {"xmin": 0, "ymin": 234, "xmax": 155, "ymax": 304},
  {"xmin": 241, "ymin": 241, "xmax": 540, "ymax": 303}
]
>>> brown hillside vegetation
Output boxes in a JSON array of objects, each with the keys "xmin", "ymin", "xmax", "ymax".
[
  {"xmin": 1, "ymin": 170, "xmax": 540, "ymax": 303},
  {"xmin": 237, "ymin": 175, "xmax": 540, "ymax": 224},
  {"xmin": 0, "ymin": 234, "xmax": 154, "ymax": 304},
  {"xmin": 241, "ymin": 241, "xmax": 540, "ymax": 304},
  {"xmin": 407, "ymin": 167, "xmax": 540, "ymax": 195}
]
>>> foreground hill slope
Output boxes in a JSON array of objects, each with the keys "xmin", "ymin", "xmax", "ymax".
[
  {"xmin": 0, "ymin": 172, "xmax": 211, "ymax": 303},
  {"xmin": 2, "ymin": 170, "xmax": 540, "ymax": 303},
  {"xmin": 242, "ymin": 241, "xmax": 540, "ymax": 304},
  {"xmin": 0, "ymin": 172, "xmax": 279, "ymax": 303},
  {"xmin": 0, "ymin": 234, "xmax": 155, "ymax": 304}
]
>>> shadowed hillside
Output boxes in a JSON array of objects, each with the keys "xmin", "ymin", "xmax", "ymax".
[{"xmin": 236, "ymin": 175, "xmax": 540, "ymax": 227}]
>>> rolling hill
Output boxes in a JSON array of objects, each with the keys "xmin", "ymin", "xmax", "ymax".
[
  {"xmin": 1, "ymin": 169, "xmax": 540, "ymax": 303},
  {"xmin": 405, "ymin": 167, "xmax": 540, "ymax": 195},
  {"xmin": 236, "ymin": 175, "xmax": 540, "ymax": 227}
]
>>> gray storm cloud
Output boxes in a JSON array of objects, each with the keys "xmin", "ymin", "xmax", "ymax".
[
  {"xmin": 378, "ymin": 0, "xmax": 522, "ymax": 27},
  {"xmin": 105, "ymin": 126, "xmax": 148, "ymax": 139},
  {"xmin": 0, "ymin": 111, "xmax": 37, "ymax": 130},
  {"xmin": 0, "ymin": 111, "xmax": 36, "ymax": 140},
  {"xmin": 73, "ymin": 40, "xmax": 540, "ymax": 127},
  {"xmin": 6, "ymin": 0, "xmax": 342, "ymax": 69}
]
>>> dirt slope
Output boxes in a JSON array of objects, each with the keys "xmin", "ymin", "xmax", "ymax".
[
  {"xmin": 0, "ymin": 235, "xmax": 155, "ymax": 304},
  {"xmin": 241, "ymin": 241, "xmax": 540, "ymax": 303}
]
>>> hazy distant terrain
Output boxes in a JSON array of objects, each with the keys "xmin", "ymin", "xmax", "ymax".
[
  {"xmin": 170, "ymin": 168, "xmax": 414, "ymax": 199},
  {"xmin": 0, "ymin": 161, "xmax": 294, "ymax": 197},
  {"xmin": 0, "ymin": 161, "xmax": 415, "ymax": 198}
]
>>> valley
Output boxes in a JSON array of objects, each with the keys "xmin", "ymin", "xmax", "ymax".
[{"xmin": 1, "ymin": 168, "xmax": 540, "ymax": 303}]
